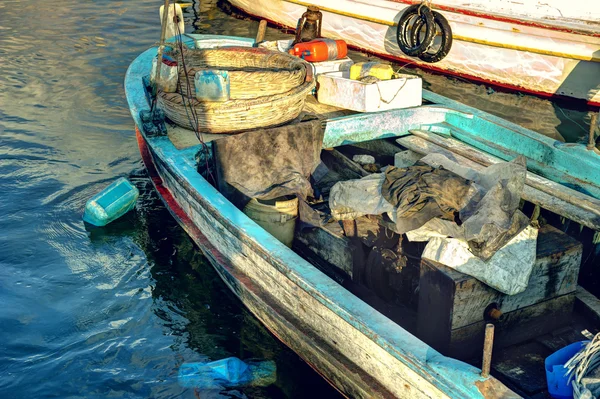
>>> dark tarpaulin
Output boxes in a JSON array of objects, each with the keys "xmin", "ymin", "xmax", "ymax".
[
  {"xmin": 381, "ymin": 164, "xmax": 479, "ymax": 234},
  {"xmin": 212, "ymin": 118, "xmax": 324, "ymax": 225}
]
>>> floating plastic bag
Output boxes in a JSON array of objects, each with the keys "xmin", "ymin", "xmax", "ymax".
[
  {"xmin": 421, "ymin": 225, "xmax": 538, "ymax": 295},
  {"xmin": 178, "ymin": 357, "xmax": 276, "ymax": 390}
]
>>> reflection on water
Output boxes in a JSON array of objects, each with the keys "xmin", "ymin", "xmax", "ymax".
[
  {"xmin": 0, "ymin": 0, "xmax": 594, "ymax": 397},
  {"xmin": 0, "ymin": 0, "xmax": 337, "ymax": 397}
]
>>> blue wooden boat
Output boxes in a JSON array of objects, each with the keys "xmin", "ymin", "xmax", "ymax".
[{"xmin": 125, "ymin": 34, "xmax": 600, "ymax": 398}]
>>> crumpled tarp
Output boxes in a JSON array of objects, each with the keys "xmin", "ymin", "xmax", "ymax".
[
  {"xmin": 329, "ymin": 163, "xmax": 480, "ymax": 233},
  {"xmin": 329, "ymin": 155, "xmax": 532, "ymax": 263},
  {"xmin": 381, "ymin": 165, "xmax": 480, "ymax": 234},
  {"xmin": 422, "ymin": 225, "xmax": 538, "ymax": 295},
  {"xmin": 329, "ymin": 173, "xmax": 396, "ymax": 221},
  {"xmin": 213, "ymin": 118, "xmax": 324, "ymax": 210},
  {"xmin": 415, "ymin": 153, "xmax": 530, "ymax": 260}
]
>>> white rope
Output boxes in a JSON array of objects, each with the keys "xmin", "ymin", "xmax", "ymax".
[{"xmin": 565, "ymin": 333, "xmax": 600, "ymax": 399}]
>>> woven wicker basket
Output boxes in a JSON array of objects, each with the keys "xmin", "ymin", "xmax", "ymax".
[
  {"xmin": 158, "ymin": 79, "xmax": 315, "ymax": 134},
  {"xmin": 169, "ymin": 46, "xmax": 308, "ymax": 99}
]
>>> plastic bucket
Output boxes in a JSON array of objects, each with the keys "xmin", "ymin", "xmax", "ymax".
[
  {"xmin": 545, "ymin": 341, "xmax": 587, "ymax": 399},
  {"xmin": 243, "ymin": 197, "xmax": 298, "ymax": 248}
]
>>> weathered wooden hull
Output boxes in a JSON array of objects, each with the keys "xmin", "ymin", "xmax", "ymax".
[
  {"xmin": 125, "ymin": 36, "xmax": 524, "ymax": 398},
  {"xmin": 226, "ymin": 0, "xmax": 600, "ymax": 106}
]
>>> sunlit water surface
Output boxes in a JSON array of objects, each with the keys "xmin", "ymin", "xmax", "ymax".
[{"xmin": 0, "ymin": 0, "xmax": 593, "ymax": 398}]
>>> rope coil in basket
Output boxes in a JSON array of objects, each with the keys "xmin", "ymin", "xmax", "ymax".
[{"xmin": 168, "ymin": 46, "xmax": 309, "ymax": 99}]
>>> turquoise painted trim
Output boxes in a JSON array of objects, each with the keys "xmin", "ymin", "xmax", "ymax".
[
  {"xmin": 324, "ymin": 95, "xmax": 600, "ymax": 199},
  {"xmin": 125, "ymin": 36, "xmax": 493, "ymax": 398},
  {"xmin": 423, "ymin": 90, "xmax": 600, "ymax": 199}
]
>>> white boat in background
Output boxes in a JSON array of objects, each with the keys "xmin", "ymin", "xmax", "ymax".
[{"xmin": 227, "ymin": 0, "xmax": 600, "ymax": 106}]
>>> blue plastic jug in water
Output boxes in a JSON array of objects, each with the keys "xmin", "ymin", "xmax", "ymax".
[
  {"xmin": 83, "ymin": 177, "xmax": 139, "ymax": 227},
  {"xmin": 178, "ymin": 357, "xmax": 276, "ymax": 389}
]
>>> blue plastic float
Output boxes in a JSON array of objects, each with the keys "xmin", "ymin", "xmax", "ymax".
[{"xmin": 83, "ymin": 177, "xmax": 139, "ymax": 226}]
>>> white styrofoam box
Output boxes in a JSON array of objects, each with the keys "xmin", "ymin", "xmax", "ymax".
[
  {"xmin": 259, "ymin": 39, "xmax": 354, "ymax": 75},
  {"xmin": 316, "ymin": 71, "xmax": 422, "ymax": 112}
]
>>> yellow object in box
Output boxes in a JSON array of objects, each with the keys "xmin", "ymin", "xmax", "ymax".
[{"xmin": 350, "ymin": 62, "xmax": 395, "ymax": 81}]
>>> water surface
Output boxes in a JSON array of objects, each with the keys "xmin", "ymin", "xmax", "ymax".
[{"xmin": 0, "ymin": 1, "xmax": 593, "ymax": 398}]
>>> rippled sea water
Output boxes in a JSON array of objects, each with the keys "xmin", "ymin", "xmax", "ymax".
[{"xmin": 0, "ymin": 1, "xmax": 593, "ymax": 398}]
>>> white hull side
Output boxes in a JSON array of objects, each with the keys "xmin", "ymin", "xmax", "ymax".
[{"xmin": 228, "ymin": 0, "xmax": 600, "ymax": 105}]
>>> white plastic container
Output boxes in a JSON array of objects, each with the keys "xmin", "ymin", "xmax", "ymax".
[
  {"xmin": 243, "ymin": 197, "xmax": 298, "ymax": 248},
  {"xmin": 316, "ymin": 71, "xmax": 422, "ymax": 112},
  {"xmin": 194, "ymin": 70, "xmax": 230, "ymax": 102},
  {"xmin": 259, "ymin": 39, "xmax": 353, "ymax": 76},
  {"xmin": 160, "ymin": 3, "xmax": 184, "ymax": 39}
]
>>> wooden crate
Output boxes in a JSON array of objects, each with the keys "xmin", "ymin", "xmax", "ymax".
[{"xmin": 417, "ymin": 224, "xmax": 582, "ymax": 359}]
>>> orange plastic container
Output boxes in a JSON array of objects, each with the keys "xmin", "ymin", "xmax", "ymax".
[{"xmin": 288, "ymin": 39, "xmax": 348, "ymax": 62}]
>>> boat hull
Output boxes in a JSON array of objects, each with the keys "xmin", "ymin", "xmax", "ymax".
[
  {"xmin": 227, "ymin": 0, "xmax": 600, "ymax": 106},
  {"xmin": 136, "ymin": 128, "xmax": 520, "ymax": 398},
  {"xmin": 137, "ymin": 129, "xmax": 424, "ymax": 398},
  {"xmin": 126, "ymin": 39, "xmax": 519, "ymax": 398}
]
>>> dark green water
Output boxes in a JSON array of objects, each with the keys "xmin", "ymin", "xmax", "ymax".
[{"xmin": 0, "ymin": 1, "xmax": 594, "ymax": 398}]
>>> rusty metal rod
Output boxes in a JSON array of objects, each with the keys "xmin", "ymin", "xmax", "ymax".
[{"xmin": 481, "ymin": 323, "xmax": 495, "ymax": 378}]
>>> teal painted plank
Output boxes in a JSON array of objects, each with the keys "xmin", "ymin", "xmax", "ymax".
[{"xmin": 423, "ymin": 90, "xmax": 600, "ymax": 199}]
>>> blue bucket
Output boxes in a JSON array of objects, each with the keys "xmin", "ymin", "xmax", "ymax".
[{"xmin": 545, "ymin": 341, "xmax": 587, "ymax": 399}]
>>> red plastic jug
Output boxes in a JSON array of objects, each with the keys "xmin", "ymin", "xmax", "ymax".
[{"xmin": 289, "ymin": 39, "xmax": 348, "ymax": 62}]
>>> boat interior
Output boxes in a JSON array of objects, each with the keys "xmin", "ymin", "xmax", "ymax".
[{"xmin": 155, "ymin": 90, "xmax": 600, "ymax": 398}]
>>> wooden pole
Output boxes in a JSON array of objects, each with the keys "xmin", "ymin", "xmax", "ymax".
[
  {"xmin": 481, "ymin": 323, "xmax": 495, "ymax": 378},
  {"xmin": 154, "ymin": 0, "xmax": 172, "ymax": 89},
  {"xmin": 255, "ymin": 20, "xmax": 267, "ymax": 45}
]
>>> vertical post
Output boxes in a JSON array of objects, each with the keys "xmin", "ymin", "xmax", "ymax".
[
  {"xmin": 588, "ymin": 113, "xmax": 598, "ymax": 151},
  {"xmin": 481, "ymin": 323, "xmax": 495, "ymax": 378},
  {"xmin": 154, "ymin": 0, "xmax": 172, "ymax": 89},
  {"xmin": 255, "ymin": 20, "xmax": 267, "ymax": 45}
]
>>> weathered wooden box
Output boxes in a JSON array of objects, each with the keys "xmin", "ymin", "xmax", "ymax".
[{"xmin": 417, "ymin": 224, "xmax": 582, "ymax": 360}]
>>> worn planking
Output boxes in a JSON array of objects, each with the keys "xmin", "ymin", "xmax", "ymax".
[
  {"xmin": 575, "ymin": 285, "xmax": 600, "ymax": 328},
  {"xmin": 296, "ymin": 221, "xmax": 356, "ymax": 278},
  {"xmin": 448, "ymin": 294, "xmax": 575, "ymax": 360}
]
